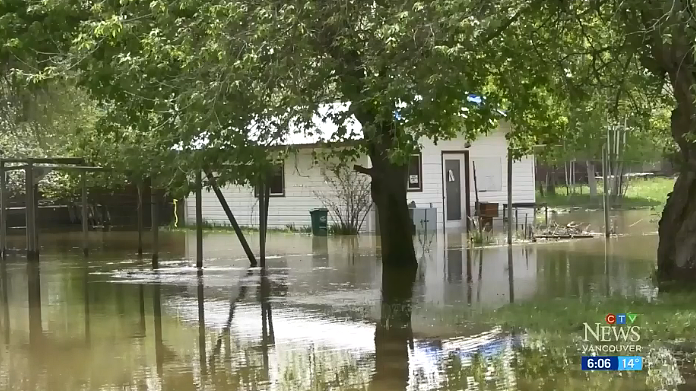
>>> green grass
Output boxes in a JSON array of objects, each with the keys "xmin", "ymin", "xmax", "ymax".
[
  {"xmin": 467, "ymin": 229, "xmax": 497, "ymax": 246},
  {"xmin": 163, "ymin": 220, "xmax": 312, "ymax": 234},
  {"xmin": 538, "ymin": 176, "xmax": 675, "ymax": 210},
  {"xmin": 327, "ymin": 223, "xmax": 359, "ymax": 235},
  {"xmin": 481, "ymin": 293, "xmax": 696, "ymax": 342}
]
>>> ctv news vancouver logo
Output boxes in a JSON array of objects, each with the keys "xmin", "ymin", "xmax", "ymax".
[{"xmin": 582, "ymin": 313, "xmax": 642, "ymax": 353}]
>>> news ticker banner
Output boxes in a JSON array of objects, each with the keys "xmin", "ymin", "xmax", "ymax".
[{"xmin": 581, "ymin": 356, "xmax": 643, "ymax": 371}]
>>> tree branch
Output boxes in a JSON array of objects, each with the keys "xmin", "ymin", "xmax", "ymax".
[
  {"xmin": 353, "ymin": 164, "xmax": 374, "ymax": 177},
  {"xmin": 480, "ymin": 5, "xmax": 526, "ymax": 44}
]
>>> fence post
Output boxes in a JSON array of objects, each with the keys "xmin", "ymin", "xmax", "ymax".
[{"xmin": 82, "ymin": 172, "xmax": 89, "ymax": 256}]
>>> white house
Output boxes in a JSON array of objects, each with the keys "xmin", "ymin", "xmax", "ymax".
[{"xmin": 183, "ymin": 100, "xmax": 536, "ymax": 232}]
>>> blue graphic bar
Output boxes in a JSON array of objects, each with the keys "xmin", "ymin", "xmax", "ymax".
[
  {"xmin": 581, "ymin": 356, "xmax": 618, "ymax": 370},
  {"xmin": 581, "ymin": 356, "xmax": 643, "ymax": 371},
  {"xmin": 617, "ymin": 356, "xmax": 643, "ymax": 370}
]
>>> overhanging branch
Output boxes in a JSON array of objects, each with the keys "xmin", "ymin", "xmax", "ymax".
[{"xmin": 353, "ymin": 164, "xmax": 374, "ymax": 176}]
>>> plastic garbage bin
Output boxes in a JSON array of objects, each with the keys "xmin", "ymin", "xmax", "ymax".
[{"xmin": 309, "ymin": 208, "xmax": 329, "ymax": 236}]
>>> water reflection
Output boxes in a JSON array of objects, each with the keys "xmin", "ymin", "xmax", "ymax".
[
  {"xmin": 1, "ymin": 261, "xmax": 9, "ymax": 344},
  {"xmin": 0, "ymin": 211, "xmax": 690, "ymax": 390},
  {"xmin": 197, "ymin": 272, "xmax": 207, "ymax": 376},
  {"xmin": 371, "ymin": 266, "xmax": 417, "ymax": 390},
  {"xmin": 260, "ymin": 270, "xmax": 274, "ymax": 381},
  {"xmin": 507, "ymin": 246, "xmax": 514, "ymax": 304},
  {"xmin": 27, "ymin": 260, "xmax": 42, "ymax": 347},
  {"xmin": 153, "ymin": 280, "xmax": 164, "ymax": 377},
  {"xmin": 84, "ymin": 263, "xmax": 91, "ymax": 345}
]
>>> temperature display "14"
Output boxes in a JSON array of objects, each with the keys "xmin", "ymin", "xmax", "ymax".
[
  {"xmin": 581, "ymin": 356, "xmax": 643, "ymax": 371},
  {"xmin": 618, "ymin": 356, "xmax": 643, "ymax": 371}
]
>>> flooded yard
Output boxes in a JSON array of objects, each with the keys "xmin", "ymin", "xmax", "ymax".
[{"xmin": 0, "ymin": 210, "xmax": 693, "ymax": 390}]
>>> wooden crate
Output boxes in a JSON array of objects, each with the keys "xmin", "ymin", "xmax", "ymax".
[{"xmin": 475, "ymin": 202, "xmax": 499, "ymax": 218}]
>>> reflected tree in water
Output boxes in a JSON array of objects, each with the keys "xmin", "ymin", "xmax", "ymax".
[
  {"xmin": 1, "ymin": 261, "xmax": 9, "ymax": 344},
  {"xmin": 153, "ymin": 281, "xmax": 164, "ymax": 377},
  {"xmin": 369, "ymin": 265, "xmax": 417, "ymax": 390},
  {"xmin": 27, "ymin": 260, "xmax": 42, "ymax": 348}
]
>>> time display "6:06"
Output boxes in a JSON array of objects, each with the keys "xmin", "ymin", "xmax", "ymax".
[{"xmin": 581, "ymin": 356, "xmax": 643, "ymax": 371}]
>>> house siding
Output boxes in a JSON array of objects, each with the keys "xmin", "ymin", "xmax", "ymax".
[
  {"xmin": 186, "ymin": 122, "xmax": 535, "ymax": 232},
  {"xmin": 186, "ymin": 151, "xmax": 371, "ymax": 231},
  {"xmin": 404, "ymin": 122, "xmax": 535, "ymax": 230}
]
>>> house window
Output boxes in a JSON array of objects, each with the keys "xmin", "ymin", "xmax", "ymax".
[
  {"xmin": 471, "ymin": 157, "xmax": 502, "ymax": 191},
  {"xmin": 255, "ymin": 164, "xmax": 285, "ymax": 197},
  {"xmin": 407, "ymin": 154, "xmax": 422, "ymax": 191}
]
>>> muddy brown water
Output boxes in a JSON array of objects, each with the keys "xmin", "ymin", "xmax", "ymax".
[{"xmin": 0, "ymin": 210, "xmax": 691, "ymax": 390}]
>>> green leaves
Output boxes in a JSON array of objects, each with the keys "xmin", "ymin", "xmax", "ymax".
[{"xmin": 9, "ymin": 0, "xmax": 677, "ymax": 197}]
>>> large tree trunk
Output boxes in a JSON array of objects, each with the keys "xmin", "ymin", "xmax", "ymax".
[
  {"xmin": 369, "ymin": 150, "xmax": 417, "ymax": 267},
  {"xmin": 354, "ymin": 117, "xmax": 418, "ymax": 269},
  {"xmin": 369, "ymin": 265, "xmax": 417, "ymax": 391},
  {"xmin": 657, "ymin": 105, "xmax": 696, "ymax": 281},
  {"xmin": 586, "ymin": 161, "xmax": 597, "ymax": 198},
  {"xmin": 323, "ymin": 38, "xmax": 417, "ymax": 269}
]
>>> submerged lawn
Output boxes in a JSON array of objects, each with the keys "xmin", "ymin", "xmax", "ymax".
[
  {"xmin": 538, "ymin": 177, "xmax": 676, "ymax": 210},
  {"xmin": 460, "ymin": 293, "xmax": 696, "ymax": 390},
  {"xmin": 483, "ymin": 293, "xmax": 696, "ymax": 342}
]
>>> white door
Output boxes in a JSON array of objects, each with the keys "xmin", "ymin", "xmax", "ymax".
[{"xmin": 443, "ymin": 154, "xmax": 467, "ymax": 229}]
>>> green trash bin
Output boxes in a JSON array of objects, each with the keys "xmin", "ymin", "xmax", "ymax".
[{"xmin": 309, "ymin": 208, "xmax": 329, "ymax": 236}]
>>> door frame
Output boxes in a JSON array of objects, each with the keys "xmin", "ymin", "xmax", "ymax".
[{"xmin": 440, "ymin": 150, "xmax": 471, "ymax": 232}]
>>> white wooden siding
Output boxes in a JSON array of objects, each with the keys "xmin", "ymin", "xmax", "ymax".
[
  {"xmin": 186, "ymin": 122, "xmax": 535, "ymax": 232},
  {"xmin": 403, "ymin": 122, "xmax": 535, "ymax": 230},
  {"xmin": 185, "ymin": 150, "xmax": 371, "ymax": 231}
]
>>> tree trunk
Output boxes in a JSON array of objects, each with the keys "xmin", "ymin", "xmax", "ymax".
[
  {"xmin": 369, "ymin": 265, "xmax": 416, "ymax": 391},
  {"xmin": 657, "ymin": 106, "xmax": 696, "ymax": 281},
  {"xmin": 546, "ymin": 166, "xmax": 556, "ymax": 195},
  {"xmin": 370, "ymin": 151, "xmax": 417, "ymax": 267},
  {"xmin": 586, "ymin": 161, "xmax": 597, "ymax": 198},
  {"xmin": 355, "ymin": 128, "xmax": 418, "ymax": 268}
]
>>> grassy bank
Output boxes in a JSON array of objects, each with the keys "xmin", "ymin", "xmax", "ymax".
[
  {"xmin": 162, "ymin": 221, "xmax": 362, "ymax": 235},
  {"xmin": 537, "ymin": 176, "xmax": 675, "ymax": 209},
  {"xmin": 163, "ymin": 221, "xmax": 312, "ymax": 234}
]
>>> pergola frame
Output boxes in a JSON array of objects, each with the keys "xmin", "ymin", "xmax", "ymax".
[
  {"xmin": 0, "ymin": 157, "xmax": 105, "ymax": 260},
  {"xmin": 0, "ymin": 157, "xmax": 269, "ymax": 269}
]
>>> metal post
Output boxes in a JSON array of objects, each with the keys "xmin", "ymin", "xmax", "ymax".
[
  {"xmin": 151, "ymin": 187, "xmax": 159, "ymax": 268},
  {"xmin": 0, "ymin": 161, "xmax": 6, "ymax": 259},
  {"xmin": 137, "ymin": 181, "xmax": 143, "ymax": 256},
  {"xmin": 196, "ymin": 171, "xmax": 203, "ymax": 269},
  {"xmin": 34, "ymin": 184, "xmax": 39, "ymax": 250},
  {"xmin": 603, "ymin": 145, "xmax": 610, "ymax": 238},
  {"xmin": 507, "ymin": 150, "xmax": 513, "ymax": 245},
  {"xmin": 25, "ymin": 160, "xmax": 36, "ymax": 259},
  {"xmin": 81, "ymin": 172, "xmax": 89, "ymax": 256},
  {"xmin": 259, "ymin": 180, "xmax": 267, "ymax": 269},
  {"xmin": 545, "ymin": 205, "xmax": 548, "ymax": 226},
  {"xmin": 525, "ymin": 214, "xmax": 528, "ymax": 239},
  {"xmin": 204, "ymin": 169, "xmax": 257, "ymax": 267}
]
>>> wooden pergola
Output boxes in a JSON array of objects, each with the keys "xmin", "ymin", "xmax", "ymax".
[
  {"xmin": 0, "ymin": 156, "xmax": 270, "ymax": 270},
  {"xmin": 0, "ymin": 157, "xmax": 105, "ymax": 259}
]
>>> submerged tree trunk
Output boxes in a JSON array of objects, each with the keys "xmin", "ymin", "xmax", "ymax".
[
  {"xmin": 587, "ymin": 161, "xmax": 598, "ymax": 198},
  {"xmin": 323, "ymin": 39, "xmax": 418, "ymax": 269},
  {"xmin": 369, "ymin": 151, "xmax": 417, "ymax": 267},
  {"xmin": 657, "ymin": 105, "xmax": 696, "ymax": 281},
  {"xmin": 354, "ymin": 120, "xmax": 418, "ymax": 269}
]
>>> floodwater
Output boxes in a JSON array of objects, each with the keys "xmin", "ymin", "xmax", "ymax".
[{"xmin": 0, "ymin": 209, "xmax": 693, "ymax": 390}]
